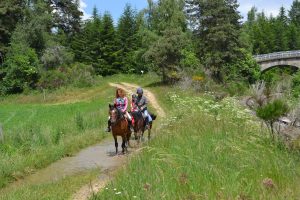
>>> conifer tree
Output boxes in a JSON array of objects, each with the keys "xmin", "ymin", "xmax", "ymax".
[
  {"xmin": 116, "ymin": 4, "xmax": 138, "ymax": 73},
  {"xmin": 186, "ymin": 0, "xmax": 243, "ymax": 82}
]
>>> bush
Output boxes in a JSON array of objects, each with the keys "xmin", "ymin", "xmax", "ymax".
[
  {"xmin": 223, "ymin": 49, "xmax": 260, "ymax": 84},
  {"xmin": 256, "ymin": 99, "xmax": 289, "ymax": 138},
  {"xmin": 0, "ymin": 45, "xmax": 40, "ymax": 94},
  {"xmin": 37, "ymin": 63, "xmax": 94, "ymax": 90},
  {"xmin": 292, "ymin": 71, "xmax": 300, "ymax": 98},
  {"xmin": 41, "ymin": 45, "xmax": 74, "ymax": 70},
  {"xmin": 37, "ymin": 70, "xmax": 68, "ymax": 90},
  {"xmin": 67, "ymin": 63, "xmax": 95, "ymax": 88},
  {"xmin": 225, "ymin": 82, "xmax": 248, "ymax": 96}
]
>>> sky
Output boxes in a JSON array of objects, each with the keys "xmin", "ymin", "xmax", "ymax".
[{"xmin": 79, "ymin": 0, "xmax": 295, "ymax": 22}]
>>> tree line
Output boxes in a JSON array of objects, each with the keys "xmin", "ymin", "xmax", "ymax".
[
  {"xmin": 0, "ymin": 0, "xmax": 300, "ymax": 95},
  {"xmin": 244, "ymin": 1, "xmax": 300, "ymax": 54}
]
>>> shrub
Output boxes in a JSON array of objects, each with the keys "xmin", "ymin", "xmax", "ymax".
[
  {"xmin": 223, "ymin": 49, "xmax": 260, "ymax": 84},
  {"xmin": 41, "ymin": 45, "xmax": 74, "ymax": 70},
  {"xmin": 256, "ymin": 99, "xmax": 289, "ymax": 138},
  {"xmin": 292, "ymin": 71, "xmax": 300, "ymax": 98},
  {"xmin": 37, "ymin": 70, "xmax": 68, "ymax": 90},
  {"xmin": 67, "ymin": 63, "xmax": 95, "ymax": 88},
  {"xmin": 0, "ymin": 45, "xmax": 40, "ymax": 94}
]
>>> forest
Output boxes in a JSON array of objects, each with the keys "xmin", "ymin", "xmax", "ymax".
[{"xmin": 0, "ymin": 0, "xmax": 300, "ymax": 95}]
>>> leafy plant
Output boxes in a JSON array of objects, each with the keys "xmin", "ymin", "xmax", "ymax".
[{"xmin": 256, "ymin": 99, "xmax": 289, "ymax": 138}]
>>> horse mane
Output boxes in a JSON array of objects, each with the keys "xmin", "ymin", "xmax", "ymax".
[{"xmin": 131, "ymin": 111, "xmax": 143, "ymax": 120}]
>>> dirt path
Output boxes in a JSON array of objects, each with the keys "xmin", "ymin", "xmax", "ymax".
[
  {"xmin": 109, "ymin": 82, "xmax": 166, "ymax": 118},
  {"xmin": 72, "ymin": 83, "xmax": 165, "ymax": 200}
]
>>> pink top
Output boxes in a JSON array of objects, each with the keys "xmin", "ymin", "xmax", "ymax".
[{"xmin": 114, "ymin": 97, "xmax": 128, "ymax": 113}]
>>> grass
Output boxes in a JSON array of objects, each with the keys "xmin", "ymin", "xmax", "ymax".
[
  {"xmin": 0, "ymin": 169, "xmax": 100, "ymax": 200},
  {"xmin": 94, "ymin": 86, "xmax": 300, "ymax": 199},
  {"xmin": 0, "ymin": 73, "xmax": 160, "ymax": 190}
]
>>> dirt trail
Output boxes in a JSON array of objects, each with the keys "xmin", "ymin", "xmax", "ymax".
[
  {"xmin": 109, "ymin": 82, "xmax": 166, "ymax": 117},
  {"xmin": 72, "ymin": 83, "xmax": 165, "ymax": 200}
]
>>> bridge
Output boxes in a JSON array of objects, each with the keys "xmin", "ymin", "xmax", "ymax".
[{"xmin": 254, "ymin": 50, "xmax": 300, "ymax": 72}]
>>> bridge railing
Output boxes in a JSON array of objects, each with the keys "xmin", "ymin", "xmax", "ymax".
[{"xmin": 254, "ymin": 50, "xmax": 300, "ymax": 62}]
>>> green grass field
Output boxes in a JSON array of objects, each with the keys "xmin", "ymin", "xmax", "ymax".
[
  {"xmin": 2, "ymin": 74, "xmax": 300, "ymax": 199},
  {"xmin": 94, "ymin": 84, "xmax": 300, "ymax": 200},
  {"xmin": 0, "ymin": 74, "xmax": 159, "ymax": 190}
]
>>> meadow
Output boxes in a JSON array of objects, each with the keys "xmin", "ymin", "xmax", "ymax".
[
  {"xmin": 0, "ymin": 74, "xmax": 158, "ymax": 189},
  {"xmin": 94, "ymin": 85, "xmax": 300, "ymax": 200}
]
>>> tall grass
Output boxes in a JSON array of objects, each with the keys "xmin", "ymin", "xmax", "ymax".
[{"xmin": 95, "ymin": 89, "xmax": 300, "ymax": 199}]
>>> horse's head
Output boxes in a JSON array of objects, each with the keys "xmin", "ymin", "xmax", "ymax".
[{"xmin": 109, "ymin": 104, "xmax": 118, "ymax": 124}]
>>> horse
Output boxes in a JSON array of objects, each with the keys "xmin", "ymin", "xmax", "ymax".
[
  {"xmin": 108, "ymin": 104, "xmax": 131, "ymax": 154},
  {"xmin": 130, "ymin": 111, "xmax": 156, "ymax": 144}
]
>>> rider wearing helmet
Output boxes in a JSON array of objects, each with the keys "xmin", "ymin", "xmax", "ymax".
[{"xmin": 135, "ymin": 87, "xmax": 152, "ymax": 129}]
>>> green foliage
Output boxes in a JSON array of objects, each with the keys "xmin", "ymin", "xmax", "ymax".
[
  {"xmin": 1, "ymin": 44, "xmax": 39, "ymax": 94},
  {"xmin": 37, "ymin": 70, "xmax": 68, "ymax": 90},
  {"xmin": 38, "ymin": 63, "xmax": 94, "ymax": 90},
  {"xmin": 144, "ymin": 27, "xmax": 187, "ymax": 82},
  {"xmin": 180, "ymin": 48, "xmax": 202, "ymax": 71},
  {"xmin": 261, "ymin": 67, "xmax": 297, "ymax": 87},
  {"xmin": 223, "ymin": 50, "xmax": 260, "ymax": 84},
  {"xmin": 187, "ymin": 0, "xmax": 243, "ymax": 82},
  {"xmin": 244, "ymin": 1, "xmax": 300, "ymax": 54},
  {"xmin": 50, "ymin": 0, "xmax": 83, "ymax": 35},
  {"xmin": 116, "ymin": 4, "xmax": 139, "ymax": 73},
  {"xmin": 41, "ymin": 46, "xmax": 74, "ymax": 70},
  {"xmin": 292, "ymin": 71, "xmax": 300, "ymax": 98},
  {"xmin": 257, "ymin": 99, "xmax": 289, "ymax": 122},
  {"xmin": 67, "ymin": 63, "xmax": 95, "ymax": 88},
  {"xmin": 142, "ymin": 0, "xmax": 189, "ymax": 83},
  {"xmin": 96, "ymin": 89, "xmax": 300, "ymax": 199},
  {"xmin": 0, "ymin": 0, "xmax": 26, "ymax": 54},
  {"xmin": 289, "ymin": 0, "xmax": 300, "ymax": 26},
  {"xmin": 257, "ymin": 99, "xmax": 289, "ymax": 138}
]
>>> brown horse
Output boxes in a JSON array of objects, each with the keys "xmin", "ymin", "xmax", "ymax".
[
  {"xmin": 131, "ymin": 111, "xmax": 156, "ymax": 144},
  {"xmin": 109, "ymin": 104, "xmax": 131, "ymax": 154}
]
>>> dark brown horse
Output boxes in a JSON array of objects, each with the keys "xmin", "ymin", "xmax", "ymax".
[
  {"xmin": 109, "ymin": 104, "xmax": 131, "ymax": 154},
  {"xmin": 131, "ymin": 111, "xmax": 156, "ymax": 144}
]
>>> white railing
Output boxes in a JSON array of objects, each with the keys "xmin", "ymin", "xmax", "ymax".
[{"xmin": 254, "ymin": 50, "xmax": 300, "ymax": 62}]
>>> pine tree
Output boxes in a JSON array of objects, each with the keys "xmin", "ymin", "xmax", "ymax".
[
  {"xmin": 273, "ymin": 7, "xmax": 288, "ymax": 51},
  {"xmin": 287, "ymin": 24, "xmax": 300, "ymax": 50},
  {"xmin": 143, "ymin": 0, "xmax": 187, "ymax": 83},
  {"xmin": 99, "ymin": 12, "xmax": 117, "ymax": 75},
  {"xmin": 116, "ymin": 4, "xmax": 138, "ymax": 73},
  {"xmin": 186, "ymin": 0, "xmax": 243, "ymax": 82},
  {"xmin": 50, "ymin": 0, "xmax": 83, "ymax": 35},
  {"xmin": 71, "ymin": 6, "xmax": 103, "ymax": 74},
  {"xmin": 0, "ymin": 0, "xmax": 26, "ymax": 55},
  {"xmin": 289, "ymin": 0, "xmax": 300, "ymax": 26}
]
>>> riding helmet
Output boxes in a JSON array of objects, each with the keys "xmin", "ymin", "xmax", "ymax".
[{"xmin": 137, "ymin": 87, "xmax": 143, "ymax": 94}]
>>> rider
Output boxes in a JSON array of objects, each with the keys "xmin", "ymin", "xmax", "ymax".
[
  {"xmin": 130, "ymin": 94, "xmax": 139, "ymax": 128},
  {"xmin": 106, "ymin": 88, "xmax": 134, "ymax": 132},
  {"xmin": 135, "ymin": 87, "xmax": 152, "ymax": 129}
]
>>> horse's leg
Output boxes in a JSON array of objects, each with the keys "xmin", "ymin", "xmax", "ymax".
[
  {"xmin": 121, "ymin": 136, "xmax": 126, "ymax": 154},
  {"xmin": 127, "ymin": 132, "xmax": 131, "ymax": 148},
  {"xmin": 137, "ymin": 130, "xmax": 142, "ymax": 145},
  {"xmin": 141, "ymin": 130, "xmax": 145, "ymax": 142},
  {"xmin": 114, "ymin": 135, "xmax": 118, "ymax": 155},
  {"xmin": 148, "ymin": 128, "xmax": 151, "ymax": 140}
]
